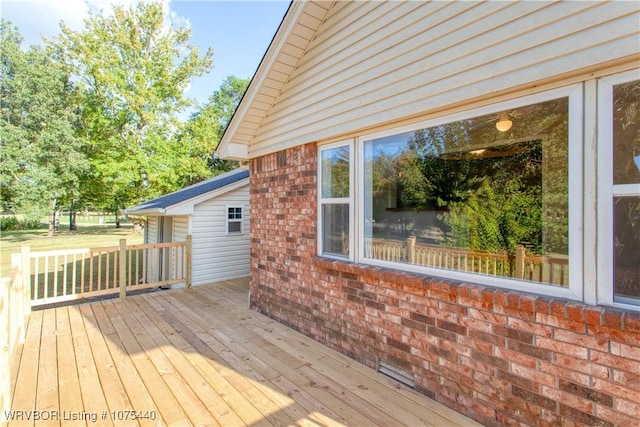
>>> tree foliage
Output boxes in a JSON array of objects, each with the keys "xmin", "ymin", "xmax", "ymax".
[
  {"xmin": 53, "ymin": 1, "xmax": 214, "ymax": 213},
  {"xmin": 177, "ymin": 75, "xmax": 250, "ymax": 183},
  {"xmin": 0, "ymin": 21, "xmax": 88, "ymax": 225}
]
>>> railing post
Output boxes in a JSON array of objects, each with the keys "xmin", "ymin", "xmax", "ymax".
[
  {"xmin": 186, "ymin": 235, "xmax": 192, "ymax": 288},
  {"xmin": 1, "ymin": 277, "xmax": 10, "ymax": 424},
  {"xmin": 21, "ymin": 246, "xmax": 31, "ymax": 316},
  {"xmin": 406, "ymin": 235, "xmax": 416, "ymax": 264},
  {"xmin": 515, "ymin": 245, "xmax": 526, "ymax": 280},
  {"xmin": 119, "ymin": 239, "xmax": 127, "ymax": 299}
]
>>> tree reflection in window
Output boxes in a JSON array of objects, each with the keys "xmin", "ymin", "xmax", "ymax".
[{"xmin": 364, "ymin": 97, "xmax": 569, "ymax": 286}]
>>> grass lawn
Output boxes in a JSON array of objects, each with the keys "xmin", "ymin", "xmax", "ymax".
[{"xmin": 0, "ymin": 223, "xmax": 144, "ymax": 278}]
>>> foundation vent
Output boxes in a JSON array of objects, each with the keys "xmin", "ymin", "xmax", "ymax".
[{"xmin": 378, "ymin": 361, "xmax": 415, "ymax": 389}]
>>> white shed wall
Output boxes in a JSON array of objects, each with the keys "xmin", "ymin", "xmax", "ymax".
[
  {"xmin": 173, "ymin": 216, "xmax": 189, "ymax": 242},
  {"xmin": 191, "ymin": 185, "xmax": 250, "ymax": 285},
  {"xmin": 146, "ymin": 216, "xmax": 159, "ymax": 244},
  {"xmin": 249, "ymin": 1, "xmax": 639, "ymax": 157}
]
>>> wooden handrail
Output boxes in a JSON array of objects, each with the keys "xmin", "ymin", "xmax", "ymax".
[
  {"xmin": 1, "ymin": 258, "xmax": 30, "ymax": 418},
  {"xmin": 12, "ymin": 236, "xmax": 192, "ymax": 307},
  {"xmin": 366, "ymin": 238, "xmax": 569, "ymax": 286}
]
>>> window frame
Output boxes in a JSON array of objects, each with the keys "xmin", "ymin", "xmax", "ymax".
[
  {"xmin": 597, "ymin": 70, "xmax": 640, "ymax": 310},
  {"xmin": 226, "ymin": 206, "xmax": 243, "ymax": 235},
  {"xmin": 352, "ymin": 85, "xmax": 584, "ymax": 300},
  {"xmin": 317, "ymin": 139, "xmax": 355, "ymax": 261}
]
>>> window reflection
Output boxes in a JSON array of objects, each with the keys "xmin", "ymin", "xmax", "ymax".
[
  {"xmin": 363, "ymin": 98, "xmax": 570, "ymax": 287},
  {"xmin": 613, "ymin": 80, "xmax": 640, "ymax": 185}
]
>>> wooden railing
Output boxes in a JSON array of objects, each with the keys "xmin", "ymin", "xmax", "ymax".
[
  {"xmin": 10, "ymin": 236, "xmax": 192, "ymax": 307},
  {"xmin": 1, "ymin": 251, "xmax": 30, "ymax": 420},
  {"xmin": 365, "ymin": 237, "xmax": 569, "ymax": 286}
]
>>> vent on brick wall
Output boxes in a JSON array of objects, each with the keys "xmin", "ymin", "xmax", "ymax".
[{"xmin": 378, "ymin": 361, "xmax": 415, "ymax": 389}]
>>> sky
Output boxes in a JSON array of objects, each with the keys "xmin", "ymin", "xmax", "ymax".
[{"xmin": 0, "ymin": 0, "xmax": 291, "ymax": 115}]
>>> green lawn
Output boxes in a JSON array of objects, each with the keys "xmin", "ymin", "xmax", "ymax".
[{"xmin": 0, "ymin": 223, "xmax": 144, "ymax": 278}]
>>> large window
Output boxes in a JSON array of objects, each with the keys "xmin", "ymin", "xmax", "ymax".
[
  {"xmin": 317, "ymin": 75, "xmax": 640, "ymax": 310},
  {"xmin": 599, "ymin": 71, "xmax": 640, "ymax": 308},
  {"xmin": 363, "ymin": 96, "xmax": 571, "ymax": 288}
]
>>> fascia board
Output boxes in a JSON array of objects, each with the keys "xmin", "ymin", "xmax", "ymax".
[
  {"xmin": 163, "ymin": 178, "xmax": 250, "ymax": 216},
  {"xmin": 217, "ymin": 1, "xmax": 305, "ymax": 160}
]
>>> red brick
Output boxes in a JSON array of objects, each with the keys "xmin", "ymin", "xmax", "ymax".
[
  {"xmin": 613, "ymin": 369, "xmax": 640, "ymax": 391},
  {"xmin": 494, "ymin": 346, "xmax": 538, "ymax": 369},
  {"xmin": 538, "ymin": 360, "xmax": 591, "ymax": 387},
  {"xmin": 609, "ymin": 341, "xmax": 640, "ymax": 362},
  {"xmin": 536, "ymin": 330, "xmax": 589, "ymax": 359},
  {"xmin": 535, "ymin": 297, "xmax": 552, "ymax": 315},
  {"xmin": 603, "ymin": 309, "xmax": 625, "ymax": 330},
  {"xmin": 590, "ymin": 349, "xmax": 640, "ymax": 373},
  {"xmin": 591, "ymin": 377, "xmax": 640, "ymax": 403},
  {"xmin": 541, "ymin": 385, "xmax": 595, "ymax": 414},
  {"xmin": 469, "ymin": 307, "xmax": 508, "ymax": 326},
  {"xmin": 519, "ymin": 294, "xmax": 537, "ymax": 313},
  {"xmin": 625, "ymin": 312, "xmax": 640, "ymax": 333},
  {"xmin": 616, "ymin": 397, "xmax": 640, "ymax": 418},
  {"xmin": 554, "ymin": 353, "xmax": 610, "ymax": 378},
  {"xmin": 507, "ymin": 317, "xmax": 553, "ymax": 338},
  {"xmin": 596, "ymin": 404, "xmax": 640, "ymax": 427}
]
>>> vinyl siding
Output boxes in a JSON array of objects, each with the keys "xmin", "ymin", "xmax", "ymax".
[
  {"xmin": 190, "ymin": 185, "xmax": 250, "ymax": 285},
  {"xmin": 248, "ymin": 0, "xmax": 639, "ymax": 157},
  {"xmin": 172, "ymin": 216, "xmax": 189, "ymax": 242},
  {"xmin": 146, "ymin": 216, "xmax": 158, "ymax": 244}
]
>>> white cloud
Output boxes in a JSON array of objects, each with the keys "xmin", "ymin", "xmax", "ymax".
[{"xmin": 1, "ymin": 0, "xmax": 185, "ymax": 46}]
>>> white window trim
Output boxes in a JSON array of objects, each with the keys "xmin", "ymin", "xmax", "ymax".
[
  {"xmin": 597, "ymin": 70, "xmax": 640, "ymax": 311},
  {"xmin": 226, "ymin": 205, "xmax": 243, "ymax": 235},
  {"xmin": 353, "ymin": 85, "xmax": 584, "ymax": 301},
  {"xmin": 317, "ymin": 139, "xmax": 355, "ymax": 261}
]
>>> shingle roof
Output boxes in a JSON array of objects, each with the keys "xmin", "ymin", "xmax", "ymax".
[{"xmin": 126, "ymin": 168, "xmax": 249, "ymax": 214}]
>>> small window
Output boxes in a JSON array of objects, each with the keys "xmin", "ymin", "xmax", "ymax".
[
  {"xmin": 598, "ymin": 71, "xmax": 640, "ymax": 308},
  {"xmin": 318, "ymin": 140, "xmax": 353, "ymax": 259},
  {"xmin": 227, "ymin": 206, "xmax": 243, "ymax": 234}
]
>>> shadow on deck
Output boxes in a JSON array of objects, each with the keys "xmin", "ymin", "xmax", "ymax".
[{"xmin": 7, "ymin": 278, "xmax": 480, "ymax": 426}]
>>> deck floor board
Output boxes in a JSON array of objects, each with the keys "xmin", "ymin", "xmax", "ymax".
[{"xmin": 9, "ymin": 278, "xmax": 481, "ymax": 427}]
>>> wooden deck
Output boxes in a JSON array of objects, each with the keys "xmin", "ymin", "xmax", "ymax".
[{"xmin": 8, "ymin": 279, "xmax": 480, "ymax": 427}]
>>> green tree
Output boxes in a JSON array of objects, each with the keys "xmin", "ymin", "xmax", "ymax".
[
  {"xmin": 0, "ymin": 21, "xmax": 88, "ymax": 233},
  {"xmin": 53, "ymin": 1, "xmax": 213, "ymax": 224},
  {"xmin": 176, "ymin": 75, "xmax": 250, "ymax": 184}
]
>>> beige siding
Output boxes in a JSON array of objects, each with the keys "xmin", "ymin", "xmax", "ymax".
[
  {"xmin": 249, "ymin": 0, "xmax": 639, "ymax": 157},
  {"xmin": 190, "ymin": 186, "xmax": 250, "ymax": 286}
]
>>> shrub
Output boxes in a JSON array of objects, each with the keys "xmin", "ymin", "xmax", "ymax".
[{"xmin": 0, "ymin": 216, "xmax": 20, "ymax": 231}]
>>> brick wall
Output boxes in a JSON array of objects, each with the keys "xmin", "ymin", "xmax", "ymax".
[{"xmin": 249, "ymin": 144, "xmax": 640, "ymax": 427}]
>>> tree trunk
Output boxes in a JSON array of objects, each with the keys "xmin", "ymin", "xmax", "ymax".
[
  {"xmin": 115, "ymin": 208, "xmax": 121, "ymax": 228},
  {"xmin": 47, "ymin": 210, "xmax": 56, "ymax": 237},
  {"xmin": 69, "ymin": 210, "xmax": 77, "ymax": 231}
]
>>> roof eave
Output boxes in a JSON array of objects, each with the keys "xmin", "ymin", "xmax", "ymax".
[
  {"xmin": 217, "ymin": 1, "xmax": 305, "ymax": 161},
  {"xmin": 123, "ymin": 207, "xmax": 166, "ymax": 216}
]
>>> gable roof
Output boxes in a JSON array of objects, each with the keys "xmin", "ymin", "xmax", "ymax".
[
  {"xmin": 217, "ymin": 0, "xmax": 331, "ymax": 160},
  {"xmin": 125, "ymin": 168, "xmax": 249, "ymax": 216}
]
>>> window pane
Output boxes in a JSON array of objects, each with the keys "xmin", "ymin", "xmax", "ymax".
[
  {"xmin": 321, "ymin": 146, "xmax": 350, "ymax": 198},
  {"xmin": 363, "ymin": 98, "xmax": 569, "ymax": 287},
  {"xmin": 228, "ymin": 207, "xmax": 242, "ymax": 219},
  {"xmin": 323, "ymin": 204, "xmax": 349, "ymax": 257},
  {"xmin": 228, "ymin": 221, "xmax": 241, "ymax": 233},
  {"xmin": 614, "ymin": 197, "xmax": 640, "ymax": 303},
  {"xmin": 613, "ymin": 80, "xmax": 640, "ymax": 185}
]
